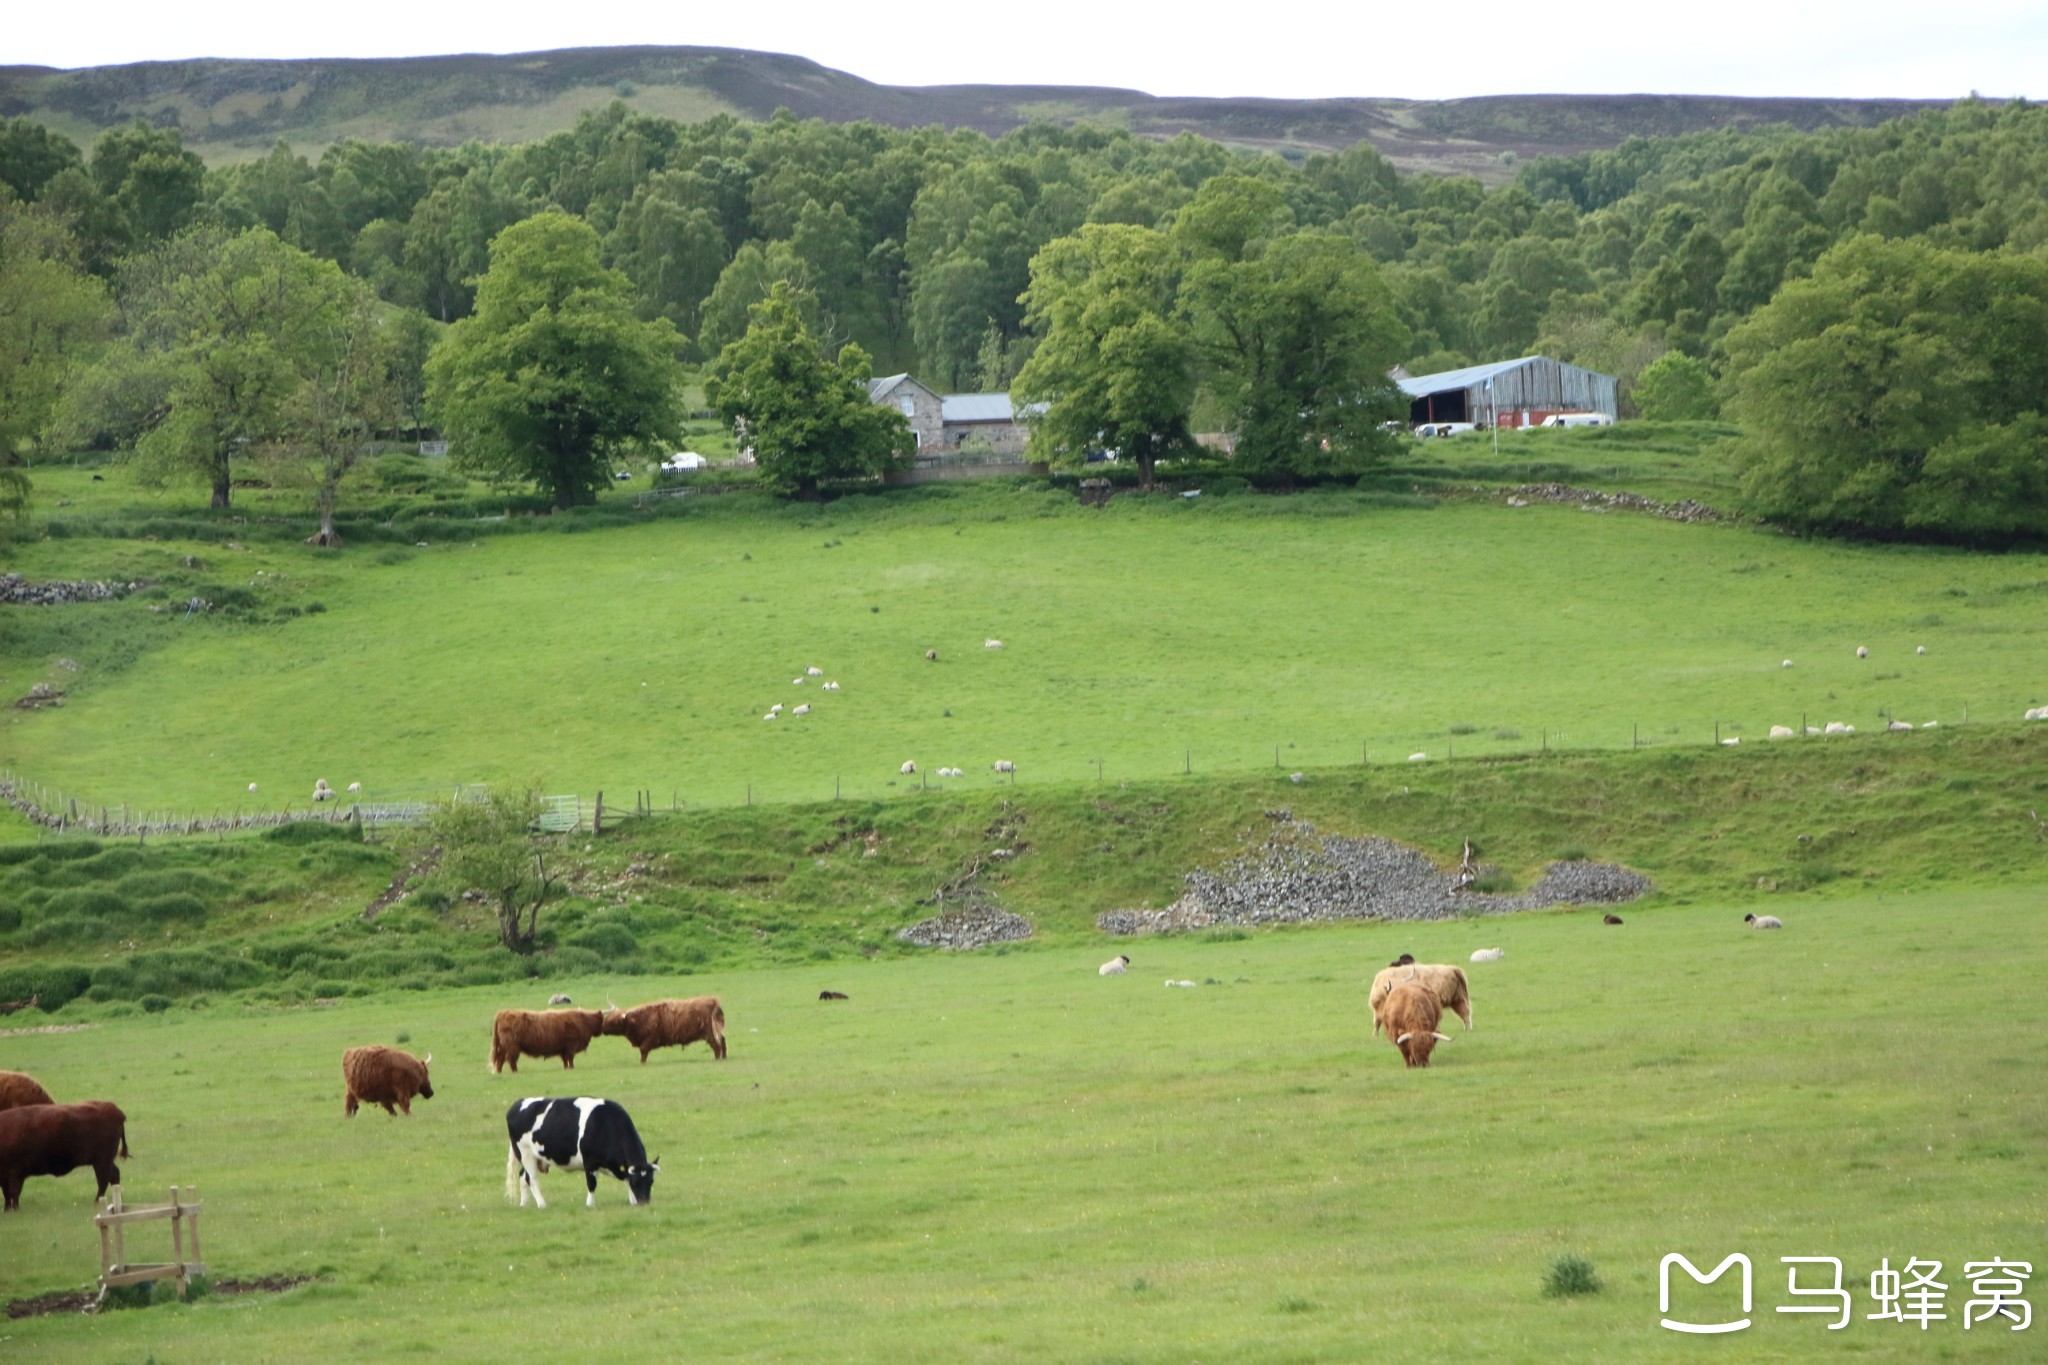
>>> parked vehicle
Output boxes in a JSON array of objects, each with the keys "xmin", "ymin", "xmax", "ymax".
[
  {"xmin": 661, "ymin": 452, "xmax": 709, "ymax": 472},
  {"xmin": 1414, "ymin": 422, "xmax": 1479, "ymax": 438},
  {"xmin": 1537, "ymin": 412, "xmax": 1613, "ymax": 428}
]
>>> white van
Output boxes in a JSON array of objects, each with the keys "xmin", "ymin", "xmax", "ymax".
[
  {"xmin": 661, "ymin": 452, "xmax": 709, "ymax": 472},
  {"xmin": 1537, "ymin": 412, "xmax": 1613, "ymax": 429}
]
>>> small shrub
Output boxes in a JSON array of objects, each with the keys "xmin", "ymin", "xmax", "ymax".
[
  {"xmin": 395, "ymin": 1030, "xmax": 411, "ymax": 1044},
  {"xmin": 1494, "ymin": 728, "xmax": 1522, "ymax": 741},
  {"xmin": 1542, "ymin": 1253, "xmax": 1603, "ymax": 1298},
  {"xmin": 0, "ymin": 904, "xmax": 19, "ymax": 933},
  {"xmin": 1555, "ymin": 847, "xmax": 1589, "ymax": 862},
  {"xmin": 139, "ymin": 994, "xmax": 173, "ymax": 1013},
  {"xmin": 1201, "ymin": 926, "xmax": 1250, "ymax": 942},
  {"xmin": 1447, "ymin": 723, "xmax": 1480, "ymax": 736},
  {"xmin": 1468, "ymin": 873, "xmax": 1516, "ymax": 894},
  {"xmin": 264, "ymin": 820, "xmax": 362, "ymax": 845},
  {"xmin": 567, "ymin": 922, "xmax": 638, "ymax": 960}
]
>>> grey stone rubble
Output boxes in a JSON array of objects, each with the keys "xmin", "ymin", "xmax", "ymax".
[
  {"xmin": 1494, "ymin": 483, "xmax": 1720, "ymax": 524},
  {"xmin": 897, "ymin": 905, "xmax": 1034, "ymax": 950},
  {"xmin": 0, "ymin": 574, "xmax": 136, "ymax": 605},
  {"xmin": 1098, "ymin": 820, "xmax": 1650, "ymax": 936}
]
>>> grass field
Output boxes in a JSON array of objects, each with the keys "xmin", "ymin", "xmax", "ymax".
[
  {"xmin": 5, "ymin": 461, "xmax": 2045, "ymax": 817},
  {"xmin": 0, "ymin": 884, "xmax": 2041, "ymax": 1361}
]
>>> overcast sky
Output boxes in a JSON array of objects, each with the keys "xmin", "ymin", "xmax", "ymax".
[{"xmin": 9, "ymin": 1, "xmax": 2046, "ymax": 103}]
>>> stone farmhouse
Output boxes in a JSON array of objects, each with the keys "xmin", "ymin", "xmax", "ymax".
[{"xmin": 866, "ymin": 374, "xmax": 1034, "ymax": 458}]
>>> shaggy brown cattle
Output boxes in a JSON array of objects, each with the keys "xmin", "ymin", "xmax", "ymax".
[
  {"xmin": 490, "ymin": 1008, "xmax": 606, "ymax": 1073},
  {"xmin": 1604, "ymin": 913, "xmax": 1624, "ymax": 925},
  {"xmin": 1380, "ymin": 983, "xmax": 1452, "ymax": 1069},
  {"xmin": 1368, "ymin": 963, "xmax": 1473, "ymax": 1036},
  {"xmin": 0, "ymin": 1100, "xmax": 129, "ymax": 1211},
  {"xmin": 342, "ymin": 1045, "xmax": 435, "ymax": 1117},
  {"xmin": 601, "ymin": 997, "xmax": 727, "ymax": 1063},
  {"xmin": 819, "ymin": 991, "xmax": 849, "ymax": 1001},
  {"xmin": 0, "ymin": 1070, "xmax": 55, "ymax": 1112}
]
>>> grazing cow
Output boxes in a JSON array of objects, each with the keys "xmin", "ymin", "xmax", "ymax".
[
  {"xmin": 1381, "ymin": 983, "xmax": 1451, "ymax": 1068},
  {"xmin": 342, "ymin": 1045, "xmax": 435, "ymax": 1117},
  {"xmin": 504, "ymin": 1097, "xmax": 659, "ymax": 1209},
  {"xmin": 1099, "ymin": 954, "xmax": 1130, "ymax": 976},
  {"xmin": 601, "ymin": 997, "xmax": 727, "ymax": 1063},
  {"xmin": 819, "ymin": 990, "xmax": 849, "ymax": 1001},
  {"xmin": 1368, "ymin": 963, "xmax": 1473, "ymax": 1036},
  {"xmin": 490, "ymin": 1008, "xmax": 606, "ymax": 1073},
  {"xmin": 0, "ymin": 1100, "xmax": 129, "ymax": 1211},
  {"xmin": 0, "ymin": 1071, "xmax": 55, "ymax": 1112}
]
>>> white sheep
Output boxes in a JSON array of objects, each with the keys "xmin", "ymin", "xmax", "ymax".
[
  {"xmin": 984, "ymin": 639, "xmax": 1003, "ymax": 649},
  {"xmin": 1856, "ymin": 646, "xmax": 1869, "ymax": 658},
  {"xmin": 771, "ymin": 703, "xmax": 783, "ymax": 713},
  {"xmin": 1916, "ymin": 646, "xmax": 1927, "ymax": 655},
  {"xmin": 1887, "ymin": 719, "xmax": 1912, "ymax": 732},
  {"xmin": 823, "ymin": 681, "xmax": 840, "ymax": 691},
  {"xmin": 1165, "ymin": 979, "xmax": 1197, "ymax": 988},
  {"xmin": 1098, "ymin": 955, "xmax": 1129, "ymax": 976},
  {"xmin": 1289, "ymin": 772, "xmax": 1305, "ymax": 783},
  {"xmin": 347, "ymin": 782, "xmax": 362, "ymax": 794},
  {"xmin": 248, "ymin": 783, "xmax": 258, "ymax": 792},
  {"xmin": 992, "ymin": 760, "xmax": 1015, "ymax": 773},
  {"xmin": 1805, "ymin": 726, "xmax": 1822, "ymax": 735},
  {"xmin": 1744, "ymin": 913, "xmax": 1784, "ymax": 930},
  {"xmin": 900, "ymin": 761, "xmax": 917, "ymax": 775},
  {"xmin": 1921, "ymin": 721, "xmax": 1939, "ymax": 729},
  {"xmin": 312, "ymin": 779, "xmax": 334, "ymax": 802},
  {"xmin": 793, "ymin": 704, "xmax": 811, "ymax": 716},
  {"xmin": 1407, "ymin": 751, "xmax": 1427, "ymax": 762},
  {"xmin": 1721, "ymin": 737, "xmax": 1740, "ymax": 746},
  {"xmin": 1470, "ymin": 947, "xmax": 1505, "ymax": 962},
  {"xmin": 1824, "ymin": 722, "xmax": 1852, "ymax": 735},
  {"xmin": 2026, "ymin": 708, "xmax": 2046, "ymax": 722},
  {"xmin": 791, "ymin": 677, "xmax": 806, "ymax": 686},
  {"xmin": 762, "ymin": 712, "xmax": 778, "ymax": 721},
  {"xmin": 1769, "ymin": 725, "xmax": 1796, "ymax": 739},
  {"xmin": 806, "ymin": 666, "xmax": 823, "ymax": 676},
  {"xmin": 1782, "ymin": 659, "xmax": 1794, "ymax": 668}
]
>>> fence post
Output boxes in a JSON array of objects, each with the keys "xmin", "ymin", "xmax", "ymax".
[
  {"xmin": 593, "ymin": 791, "xmax": 604, "ymax": 834},
  {"xmin": 1715, "ymin": 721, "xmax": 1721, "ymax": 745},
  {"xmin": 1632, "ymin": 723, "xmax": 1639, "ymax": 749},
  {"xmin": 1184, "ymin": 749, "xmax": 1191, "ymax": 774}
]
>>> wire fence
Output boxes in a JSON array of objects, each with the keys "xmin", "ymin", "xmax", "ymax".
[{"xmin": 0, "ymin": 705, "xmax": 2017, "ymax": 841}]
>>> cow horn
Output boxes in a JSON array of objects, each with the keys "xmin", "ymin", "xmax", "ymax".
[
  {"xmin": 423, "ymin": 1052, "xmax": 433, "ymax": 1065},
  {"xmin": 1395, "ymin": 1032, "xmax": 1412, "ymax": 1045},
  {"xmin": 650, "ymin": 1156, "xmax": 661, "ymax": 1170},
  {"xmin": 1432, "ymin": 1032, "xmax": 1450, "ymax": 1042}
]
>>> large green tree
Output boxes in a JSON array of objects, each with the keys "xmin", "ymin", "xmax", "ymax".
[
  {"xmin": 1723, "ymin": 234, "xmax": 2048, "ymax": 539},
  {"xmin": 1179, "ymin": 200, "xmax": 1409, "ymax": 484},
  {"xmin": 90, "ymin": 227, "xmax": 359, "ymax": 509},
  {"xmin": 425, "ymin": 211, "xmax": 683, "ymax": 508},
  {"xmin": 709, "ymin": 281, "xmax": 909, "ymax": 500},
  {"xmin": 0, "ymin": 198, "xmax": 110, "ymax": 467},
  {"xmin": 1013, "ymin": 224, "xmax": 1194, "ymax": 489}
]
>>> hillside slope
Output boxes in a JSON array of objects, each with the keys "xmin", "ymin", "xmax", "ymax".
[{"xmin": 0, "ymin": 45, "xmax": 1950, "ymax": 173}]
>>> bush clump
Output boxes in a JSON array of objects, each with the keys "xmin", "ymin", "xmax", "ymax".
[{"xmin": 1541, "ymin": 1254, "xmax": 1603, "ymax": 1298}]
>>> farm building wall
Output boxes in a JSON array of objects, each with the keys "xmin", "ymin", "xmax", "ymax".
[{"xmin": 1403, "ymin": 356, "xmax": 1618, "ymax": 428}]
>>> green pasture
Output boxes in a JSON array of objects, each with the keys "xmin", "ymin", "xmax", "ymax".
[
  {"xmin": 4, "ymin": 465, "xmax": 2045, "ymax": 817},
  {"xmin": 0, "ymin": 885, "xmax": 2041, "ymax": 1361}
]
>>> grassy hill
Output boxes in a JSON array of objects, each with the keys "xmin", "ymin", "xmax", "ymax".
[
  {"xmin": 0, "ymin": 45, "xmax": 1953, "ymax": 174},
  {"xmin": 4, "ymin": 430, "xmax": 2044, "ymax": 820}
]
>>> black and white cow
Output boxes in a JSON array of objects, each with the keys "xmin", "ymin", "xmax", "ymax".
[{"xmin": 503, "ymin": 1097, "xmax": 659, "ymax": 1209}]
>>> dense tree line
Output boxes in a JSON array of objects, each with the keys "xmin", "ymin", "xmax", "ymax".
[{"xmin": 3, "ymin": 95, "xmax": 2046, "ymax": 536}]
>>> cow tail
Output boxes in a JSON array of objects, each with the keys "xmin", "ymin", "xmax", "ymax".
[{"xmin": 119, "ymin": 1122, "xmax": 131, "ymax": 1161}]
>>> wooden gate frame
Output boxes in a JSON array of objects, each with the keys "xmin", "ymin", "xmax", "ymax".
[{"xmin": 95, "ymin": 1185, "xmax": 204, "ymax": 1302}]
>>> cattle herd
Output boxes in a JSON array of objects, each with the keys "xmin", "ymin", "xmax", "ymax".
[
  {"xmin": 0, "ymin": 995, "xmax": 724, "ymax": 1216},
  {"xmin": 5, "ymin": 919, "xmax": 1782, "ymax": 1214}
]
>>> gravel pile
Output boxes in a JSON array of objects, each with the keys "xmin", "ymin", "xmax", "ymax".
[
  {"xmin": 1496, "ymin": 483, "xmax": 1720, "ymax": 523},
  {"xmin": 897, "ymin": 904, "xmax": 1034, "ymax": 950},
  {"xmin": 0, "ymin": 574, "xmax": 134, "ymax": 605},
  {"xmin": 1098, "ymin": 821, "xmax": 1650, "ymax": 936}
]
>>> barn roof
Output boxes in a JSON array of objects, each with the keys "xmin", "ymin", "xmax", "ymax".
[
  {"xmin": 867, "ymin": 374, "xmax": 913, "ymax": 402},
  {"xmin": 1396, "ymin": 356, "xmax": 1554, "ymax": 397}
]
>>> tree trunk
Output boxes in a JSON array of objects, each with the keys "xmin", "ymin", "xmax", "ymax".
[{"xmin": 211, "ymin": 470, "xmax": 233, "ymax": 510}]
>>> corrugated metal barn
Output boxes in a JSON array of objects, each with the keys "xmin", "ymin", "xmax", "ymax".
[{"xmin": 1399, "ymin": 355, "xmax": 1618, "ymax": 428}]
